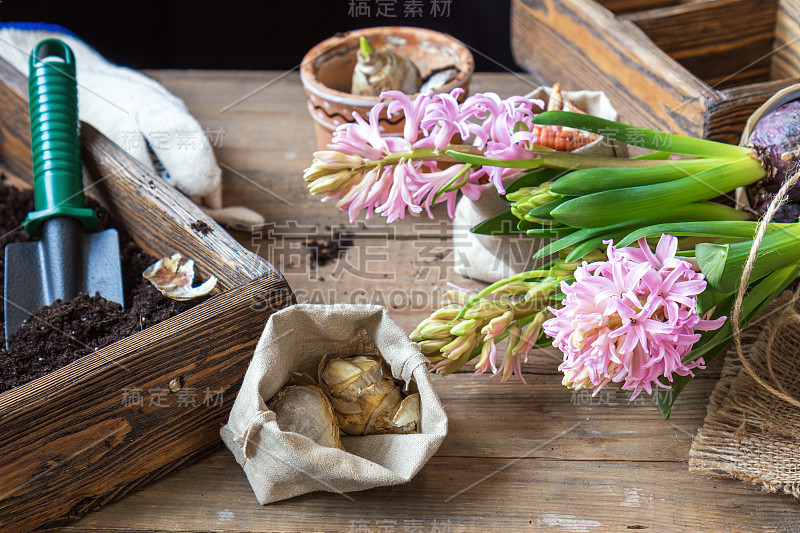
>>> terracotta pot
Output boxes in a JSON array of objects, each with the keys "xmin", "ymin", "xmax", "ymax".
[{"xmin": 300, "ymin": 27, "xmax": 474, "ymax": 150}]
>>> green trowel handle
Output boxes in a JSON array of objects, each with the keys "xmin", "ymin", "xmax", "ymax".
[{"xmin": 24, "ymin": 38, "xmax": 97, "ymax": 236}]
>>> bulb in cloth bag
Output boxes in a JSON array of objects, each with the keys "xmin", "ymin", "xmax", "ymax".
[
  {"xmin": 351, "ymin": 37, "xmax": 421, "ymax": 97},
  {"xmin": 319, "ymin": 355, "xmax": 421, "ymax": 435},
  {"xmin": 268, "ymin": 385, "xmax": 344, "ymax": 450}
]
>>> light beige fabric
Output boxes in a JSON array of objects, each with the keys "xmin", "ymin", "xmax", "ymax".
[
  {"xmin": 220, "ymin": 304, "xmax": 448, "ymax": 504},
  {"xmin": 453, "ymin": 86, "xmax": 626, "ymax": 283}
]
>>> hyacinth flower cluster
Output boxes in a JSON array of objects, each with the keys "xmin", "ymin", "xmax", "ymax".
[
  {"xmin": 306, "ymin": 94, "xmax": 800, "ymax": 417},
  {"xmin": 413, "ymin": 235, "xmax": 733, "ymax": 401},
  {"xmin": 543, "ymin": 234, "xmax": 725, "ymax": 400},
  {"xmin": 432, "ymin": 120, "xmax": 800, "ymax": 417},
  {"xmin": 303, "ymin": 89, "xmax": 546, "ymax": 223},
  {"xmin": 410, "ymin": 255, "xmax": 599, "ymax": 382}
]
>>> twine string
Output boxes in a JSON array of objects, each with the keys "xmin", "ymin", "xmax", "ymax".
[{"xmin": 731, "ymin": 165, "xmax": 800, "ymax": 409}]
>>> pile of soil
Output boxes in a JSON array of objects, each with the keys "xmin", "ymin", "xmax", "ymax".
[
  {"xmin": 0, "ymin": 179, "xmax": 200, "ymax": 393},
  {"xmin": 190, "ymin": 219, "xmax": 213, "ymax": 235},
  {"xmin": 305, "ymin": 227, "xmax": 353, "ymax": 268}
]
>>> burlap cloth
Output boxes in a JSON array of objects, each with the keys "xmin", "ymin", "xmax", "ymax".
[
  {"xmin": 690, "ymin": 291, "xmax": 800, "ymax": 496},
  {"xmin": 220, "ymin": 304, "xmax": 448, "ymax": 504},
  {"xmin": 453, "ymin": 86, "xmax": 627, "ymax": 283}
]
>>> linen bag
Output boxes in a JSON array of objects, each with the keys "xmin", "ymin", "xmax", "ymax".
[
  {"xmin": 452, "ymin": 86, "xmax": 626, "ymax": 283},
  {"xmin": 220, "ymin": 303, "xmax": 448, "ymax": 503}
]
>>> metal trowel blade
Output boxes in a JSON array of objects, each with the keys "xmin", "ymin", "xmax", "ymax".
[{"xmin": 4, "ymin": 228, "xmax": 124, "ymax": 347}]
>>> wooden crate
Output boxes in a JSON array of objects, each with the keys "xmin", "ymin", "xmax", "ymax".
[
  {"xmin": 0, "ymin": 56, "xmax": 294, "ymax": 532},
  {"xmin": 512, "ymin": 0, "xmax": 800, "ymax": 143}
]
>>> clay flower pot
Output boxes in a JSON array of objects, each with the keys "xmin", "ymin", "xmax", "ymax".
[{"xmin": 300, "ymin": 26, "xmax": 474, "ymax": 150}]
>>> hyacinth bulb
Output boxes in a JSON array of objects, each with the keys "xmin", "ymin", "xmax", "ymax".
[
  {"xmin": 319, "ymin": 355, "xmax": 421, "ymax": 435},
  {"xmin": 351, "ymin": 36, "xmax": 421, "ymax": 97},
  {"xmin": 268, "ymin": 385, "xmax": 344, "ymax": 450}
]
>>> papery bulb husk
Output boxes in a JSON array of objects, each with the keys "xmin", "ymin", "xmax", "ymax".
[
  {"xmin": 334, "ymin": 376, "xmax": 396, "ymax": 435},
  {"xmin": 320, "ymin": 355, "xmax": 421, "ymax": 436},
  {"xmin": 419, "ymin": 67, "xmax": 459, "ymax": 93},
  {"xmin": 390, "ymin": 392, "xmax": 421, "ymax": 432},
  {"xmin": 142, "ymin": 253, "xmax": 217, "ymax": 301},
  {"xmin": 319, "ymin": 355, "xmax": 386, "ymax": 401},
  {"xmin": 364, "ymin": 386, "xmax": 403, "ymax": 435},
  {"xmin": 351, "ymin": 49, "xmax": 421, "ymax": 97},
  {"xmin": 268, "ymin": 385, "xmax": 344, "ymax": 450},
  {"xmin": 289, "ymin": 372, "xmax": 317, "ymax": 386}
]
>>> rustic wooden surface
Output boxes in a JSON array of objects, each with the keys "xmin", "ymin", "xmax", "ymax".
[
  {"xmin": 39, "ymin": 70, "xmax": 800, "ymax": 532},
  {"xmin": 772, "ymin": 0, "xmax": 800, "ymax": 79},
  {"xmin": 621, "ymin": 0, "xmax": 776, "ymax": 89},
  {"xmin": 510, "ymin": 0, "xmax": 800, "ymax": 143},
  {"xmin": 0, "ymin": 57, "xmax": 293, "ymax": 532}
]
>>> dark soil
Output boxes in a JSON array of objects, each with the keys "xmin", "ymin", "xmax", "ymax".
[
  {"xmin": 0, "ymin": 179, "xmax": 199, "ymax": 393},
  {"xmin": 190, "ymin": 219, "xmax": 213, "ymax": 235},
  {"xmin": 305, "ymin": 227, "xmax": 353, "ymax": 268},
  {"xmin": 746, "ymin": 186, "xmax": 800, "ymax": 223}
]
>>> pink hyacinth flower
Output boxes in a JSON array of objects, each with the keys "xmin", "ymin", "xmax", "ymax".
[
  {"xmin": 542, "ymin": 234, "xmax": 725, "ymax": 400},
  {"xmin": 317, "ymin": 89, "xmax": 546, "ymax": 222}
]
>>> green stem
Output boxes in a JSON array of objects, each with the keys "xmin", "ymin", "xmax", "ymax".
[
  {"xmin": 452, "ymin": 270, "xmax": 560, "ymax": 321},
  {"xmin": 696, "ymin": 222, "xmax": 800, "ymax": 293},
  {"xmin": 446, "ymin": 149, "xmax": 704, "ymax": 171},
  {"xmin": 358, "ymin": 145, "xmax": 482, "ymax": 170},
  {"xmin": 432, "ymin": 164, "xmax": 472, "ymax": 204},
  {"xmin": 533, "ymin": 111, "xmax": 753, "ymax": 159}
]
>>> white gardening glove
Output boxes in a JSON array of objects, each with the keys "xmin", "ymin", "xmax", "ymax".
[{"xmin": 0, "ymin": 23, "xmax": 265, "ymax": 231}]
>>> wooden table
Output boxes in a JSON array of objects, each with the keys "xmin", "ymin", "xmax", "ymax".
[{"xmin": 45, "ymin": 71, "xmax": 800, "ymax": 533}]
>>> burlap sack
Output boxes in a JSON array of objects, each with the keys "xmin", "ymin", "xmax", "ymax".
[
  {"xmin": 690, "ymin": 292, "xmax": 800, "ymax": 496},
  {"xmin": 220, "ymin": 304, "xmax": 448, "ymax": 504},
  {"xmin": 453, "ymin": 86, "xmax": 627, "ymax": 283}
]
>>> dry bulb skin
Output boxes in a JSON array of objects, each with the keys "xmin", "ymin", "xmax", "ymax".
[
  {"xmin": 268, "ymin": 385, "xmax": 344, "ymax": 450},
  {"xmin": 318, "ymin": 355, "xmax": 421, "ymax": 436},
  {"xmin": 267, "ymin": 354, "xmax": 421, "ymax": 447},
  {"xmin": 142, "ymin": 253, "xmax": 217, "ymax": 300}
]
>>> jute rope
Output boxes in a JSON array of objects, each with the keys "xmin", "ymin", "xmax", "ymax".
[{"xmin": 731, "ymin": 165, "xmax": 800, "ymax": 409}]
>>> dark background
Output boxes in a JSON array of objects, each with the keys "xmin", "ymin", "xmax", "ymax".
[{"xmin": 0, "ymin": 0, "xmax": 519, "ymax": 72}]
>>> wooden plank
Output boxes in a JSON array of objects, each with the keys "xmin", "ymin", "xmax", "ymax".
[
  {"xmin": 771, "ymin": 0, "xmax": 800, "ymax": 79},
  {"xmin": 0, "ymin": 275, "xmax": 293, "ymax": 532},
  {"xmin": 706, "ymin": 76, "xmax": 800, "ymax": 144},
  {"xmin": 512, "ymin": 0, "xmax": 800, "ymax": 142},
  {"xmin": 81, "ymin": 125, "xmax": 277, "ymax": 289},
  {"xmin": 434, "ymin": 374, "xmax": 717, "ymax": 461},
  {"xmin": 595, "ymin": 0, "xmax": 682, "ymax": 15},
  {"xmin": 623, "ymin": 0, "xmax": 777, "ymax": 89},
  {"xmin": 511, "ymin": 0, "xmax": 710, "ymax": 136},
  {"xmin": 0, "ymin": 55, "xmax": 35, "ymax": 183},
  {"xmin": 47, "ymin": 448, "xmax": 800, "ymax": 532}
]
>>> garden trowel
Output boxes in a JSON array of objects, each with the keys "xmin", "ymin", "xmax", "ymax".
[{"xmin": 4, "ymin": 39, "xmax": 124, "ymax": 345}]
